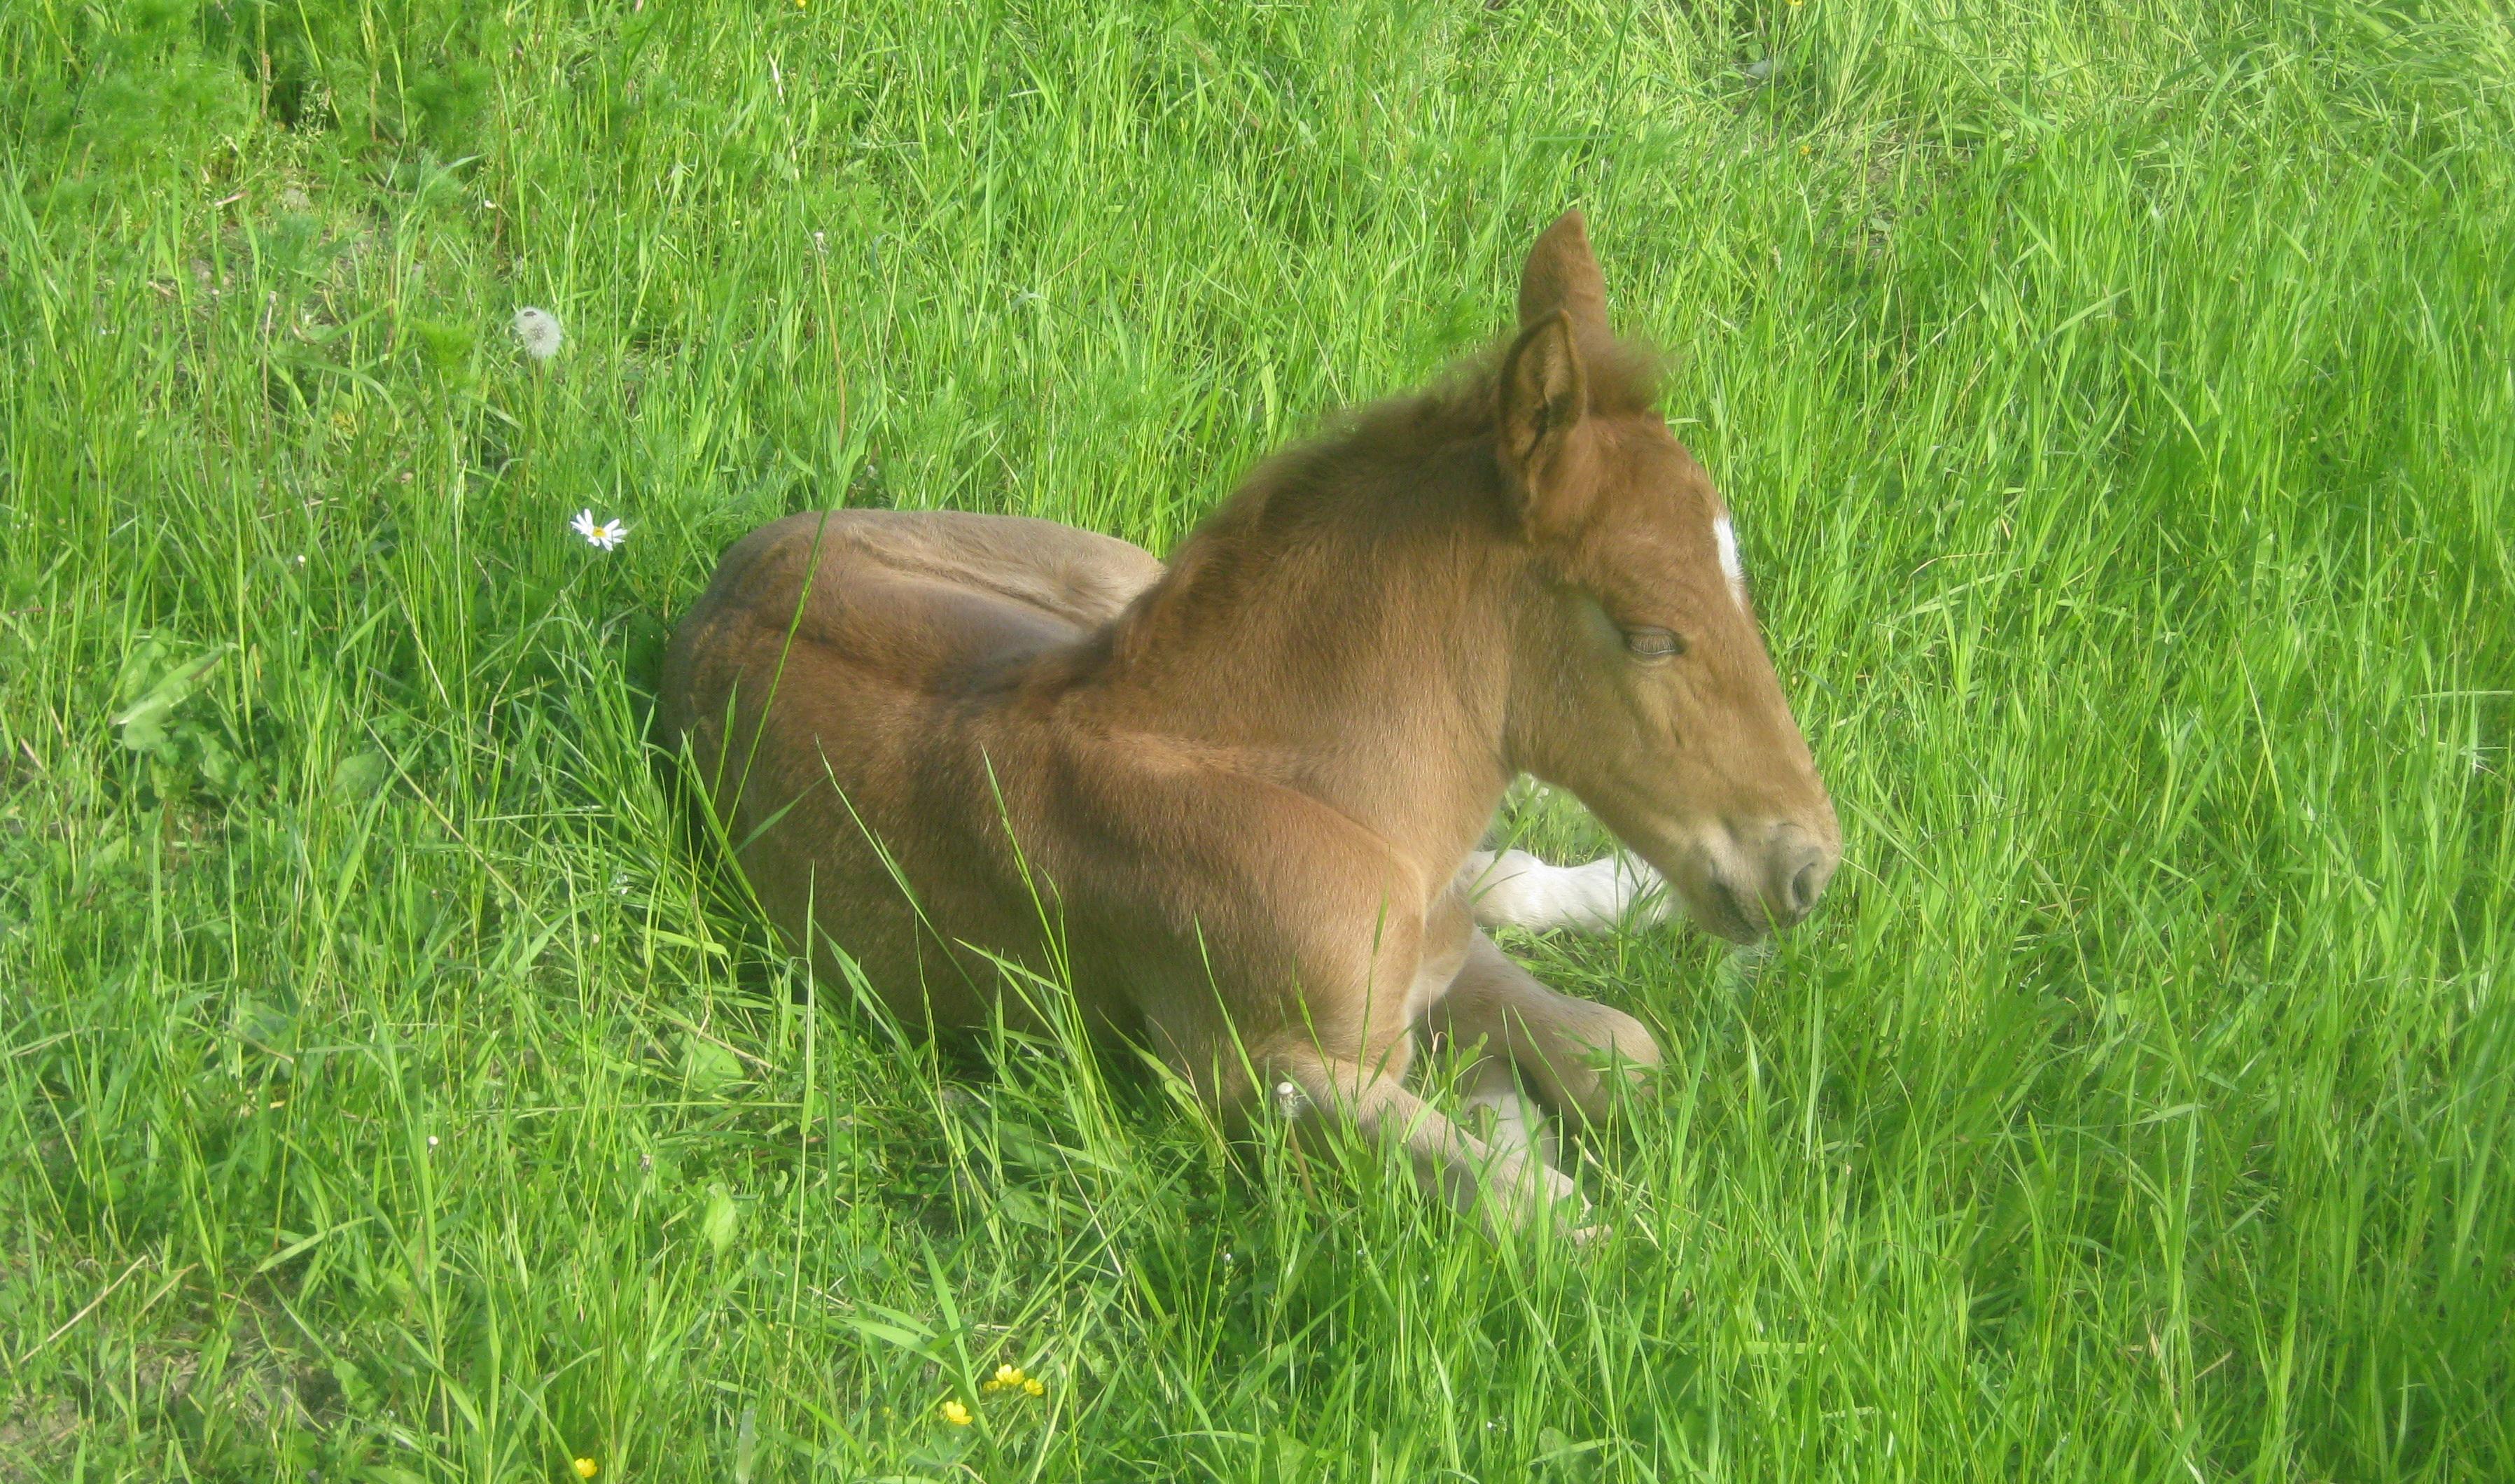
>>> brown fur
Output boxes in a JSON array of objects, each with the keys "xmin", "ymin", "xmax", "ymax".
[{"xmin": 660, "ymin": 213, "xmax": 1839, "ymax": 1227}]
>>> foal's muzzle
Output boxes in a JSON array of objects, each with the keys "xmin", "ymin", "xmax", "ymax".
[{"xmin": 1704, "ymin": 820, "xmax": 1839, "ymax": 939}]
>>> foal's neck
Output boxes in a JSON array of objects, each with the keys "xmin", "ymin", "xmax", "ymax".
[{"xmin": 1080, "ymin": 447, "xmax": 1516, "ymax": 881}]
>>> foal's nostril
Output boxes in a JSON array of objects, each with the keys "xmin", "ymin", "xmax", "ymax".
[
  {"xmin": 1764, "ymin": 830, "xmax": 1834, "ymax": 928},
  {"xmin": 1786, "ymin": 861, "xmax": 1823, "ymax": 918}
]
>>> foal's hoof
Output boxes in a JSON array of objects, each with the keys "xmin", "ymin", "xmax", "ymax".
[{"xmin": 1482, "ymin": 1154, "xmax": 1590, "ymax": 1237}]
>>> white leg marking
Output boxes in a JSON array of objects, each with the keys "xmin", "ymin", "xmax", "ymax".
[
  {"xmin": 1455, "ymin": 1050, "xmax": 1578, "ymax": 1222},
  {"xmin": 1458, "ymin": 849, "xmax": 1674, "ymax": 934},
  {"xmin": 1458, "ymin": 1051, "xmax": 1550, "ymax": 1165}
]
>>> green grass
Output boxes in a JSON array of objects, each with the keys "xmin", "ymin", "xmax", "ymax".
[{"xmin": 4, "ymin": 0, "xmax": 2511, "ymax": 1478}]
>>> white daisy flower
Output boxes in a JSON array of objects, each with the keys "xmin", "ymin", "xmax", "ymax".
[
  {"xmin": 513, "ymin": 306, "xmax": 564, "ymax": 361},
  {"xmin": 571, "ymin": 509, "xmax": 629, "ymax": 550}
]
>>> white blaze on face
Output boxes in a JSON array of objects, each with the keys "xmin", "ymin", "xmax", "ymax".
[{"xmin": 1713, "ymin": 514, "xmax": 1746, "ymax": 610}]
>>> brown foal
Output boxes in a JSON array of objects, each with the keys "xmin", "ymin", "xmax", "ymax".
[{"xmin": 660, "ymin": 212, "xmax": 1839, "ymax": 1227}]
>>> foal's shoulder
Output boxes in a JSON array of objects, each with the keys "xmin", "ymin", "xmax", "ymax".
[{"xmin": 1040, "ymin": 726, "xmax": 1434, "ymax": 932}]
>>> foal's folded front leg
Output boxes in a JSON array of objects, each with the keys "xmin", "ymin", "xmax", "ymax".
[
  {"xmin": 1265, "ymin": 1047, "xmax": 1582, "ymax": 1233},
  {"xmin": 1426, "ymin": 931, "xmax": 1661, "ymax": 1126}
]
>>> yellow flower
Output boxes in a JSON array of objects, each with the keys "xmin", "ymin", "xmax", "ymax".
[
  {"xmin": 1022, "ymin": 1377, "xmax": 1045, "ymax": 1398},
  {"xmin": 573, "ymin": 1460, "xmax": 599, "ymax": 1480},
  {"xmin": 939, "ymin": 1399, "xmax": 973, "ymax": 1427},
  {"xmin": 984, "ymin": 1363, "xmax": 1026, "ymax": 1392}
]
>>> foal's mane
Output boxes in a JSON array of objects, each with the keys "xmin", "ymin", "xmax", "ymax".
[
  {"xmin": 1062, "ymin": 333, "xmax": 1664, "ymax": 686},
  {"xmin": 1201, "ymin": 333, "xmax": 1666, "ymax": 548}
]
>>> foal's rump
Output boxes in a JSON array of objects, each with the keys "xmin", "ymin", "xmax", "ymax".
[
  {"xmin": 658, "ymin": 508, "xmax": 1176, "ymax": 1023},
  {"xmin": 669, "ymin": 507, "xmax": 1159, "ymax": 682},
  {"xmin": 788, "ymin": 507, "xmax": 1161, "ymax": 631}
]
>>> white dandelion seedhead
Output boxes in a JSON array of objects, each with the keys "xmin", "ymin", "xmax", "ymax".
[
  {"xmin": 513, "ymin": 306, "xmax": 564, "ymax": 362},
  {"xmin": 571, "ymin": 509, "xmax": 630, "ymax": 551}
]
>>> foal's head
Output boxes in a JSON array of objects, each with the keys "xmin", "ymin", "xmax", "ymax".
[{"xmin": 1491, "ymin": 213, "xmax": 1839, "ymax": 941}]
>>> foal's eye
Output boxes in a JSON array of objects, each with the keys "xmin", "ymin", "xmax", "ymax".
[{"xmin": 1622, "ymin": 626, "xmax": 1684, "ymax": 660}]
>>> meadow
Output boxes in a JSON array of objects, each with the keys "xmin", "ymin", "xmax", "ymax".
[{"xmin": 4, "ymin": 1, "xmax": 2511, "ymax": 1478}]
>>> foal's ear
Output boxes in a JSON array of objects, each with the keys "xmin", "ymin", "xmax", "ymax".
[
  {"xmin": 1496, "ymin": 309, "xmax": 1589, "ymax": 531},
  {"xmin": 1517, "ymin": 210, "xmax": 1610, "ymax": 348}
]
